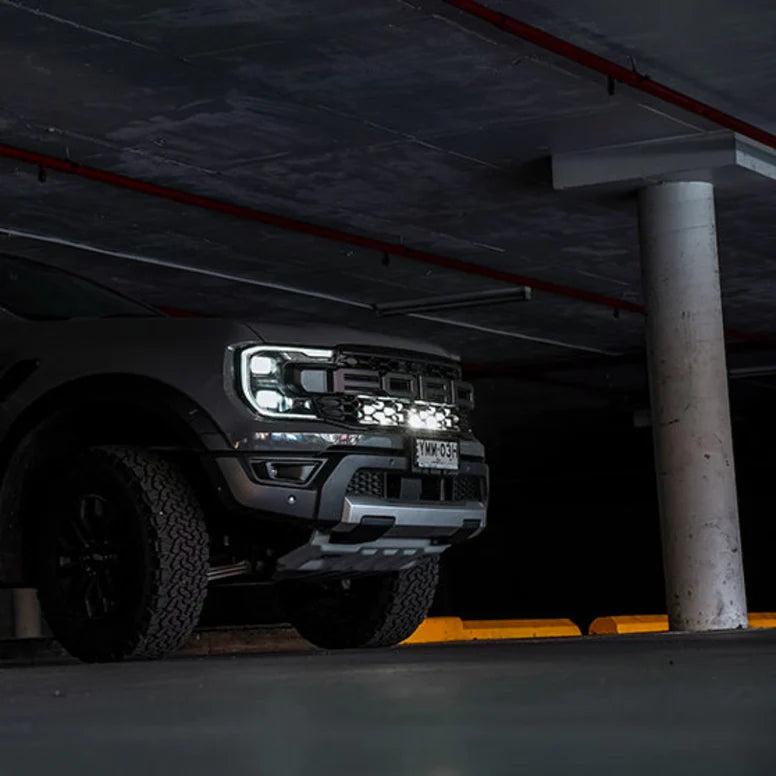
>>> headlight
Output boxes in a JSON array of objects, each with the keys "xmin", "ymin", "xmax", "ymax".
[{"xmin": 237, "ymin": 345, "xmax": 333, "ymax": 419}]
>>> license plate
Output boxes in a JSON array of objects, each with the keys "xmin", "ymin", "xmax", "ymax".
[{"xmin": 414, "ymin": 439, "xmax": 459, "ymax": 471}]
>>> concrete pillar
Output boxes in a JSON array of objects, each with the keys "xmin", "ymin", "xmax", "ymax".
[
  {"xmin": 12, "ymin": 588, "xmax": 42, "ymax": 639},
  {"xmin": 639, "ymin": 181, "xmax": 747, "ymax": 631}
]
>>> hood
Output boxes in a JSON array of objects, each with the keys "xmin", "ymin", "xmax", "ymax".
[{"xmin": 243, "ymin": 322, "xmax": 457, "ymax": 360}]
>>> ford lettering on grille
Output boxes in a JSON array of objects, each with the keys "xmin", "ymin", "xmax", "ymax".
[{"xmin": 331, "ymin": 367, "xmax": 472, "ymax": 407}]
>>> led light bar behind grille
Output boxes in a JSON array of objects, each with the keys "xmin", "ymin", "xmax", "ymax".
[{"xmin": 357, "ymin": 397, "xmax": 460, "ymax": 432}]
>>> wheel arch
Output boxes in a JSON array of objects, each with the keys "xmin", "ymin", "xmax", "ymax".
[{"xmin": 0, "ymin": 374, "xmax": 226, "ymax": 585}]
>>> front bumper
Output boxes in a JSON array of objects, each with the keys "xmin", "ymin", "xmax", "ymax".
[{"xmin": 211, "ymin": 441, "xmax": 487, "ymax": 575}]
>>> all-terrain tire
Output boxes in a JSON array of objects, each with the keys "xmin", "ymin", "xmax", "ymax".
[
  {"xmin": 34, "ymin": 446, "xmax": 209, "ymax": 662},
  {"xmin": 279, "ymin": 557, "xmax": 439, "ymax": 649}
]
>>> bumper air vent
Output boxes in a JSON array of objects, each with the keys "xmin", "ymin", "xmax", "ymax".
[{"xmin": 346, "ymin": 470, "xmax": 484, "ymax": 503}]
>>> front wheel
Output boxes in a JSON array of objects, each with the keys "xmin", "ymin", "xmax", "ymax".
[
  {"xmin": 33, "ymin": 446, "xmax": 209, "ymax": 662},
  {"xmin": 279, "ymin": 557, "xmax": 439, "ymax": 649}
]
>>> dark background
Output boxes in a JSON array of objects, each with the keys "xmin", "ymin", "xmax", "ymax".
[{"xmin": 446, "ymin": 384, "xmax": 775, "ymax": 629}]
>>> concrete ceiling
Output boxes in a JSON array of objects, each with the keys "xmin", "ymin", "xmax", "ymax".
[{"xmin": 0, "ymin": 0, "xmax": 774, "ymax": 395}]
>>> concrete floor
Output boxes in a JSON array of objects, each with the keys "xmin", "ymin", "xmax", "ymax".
[{"xmin": 0, "ymin": 631, "xmax": 774, "ymax": 776}]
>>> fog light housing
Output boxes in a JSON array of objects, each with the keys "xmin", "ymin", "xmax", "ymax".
[{"xmin": 250, "ymin": 459, "xmax": 321, "ymax": 485}]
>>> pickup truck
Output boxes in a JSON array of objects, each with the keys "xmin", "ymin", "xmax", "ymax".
[{"xmin": 0, "ymin": 253, "xmax": 488, "ymax": 661}]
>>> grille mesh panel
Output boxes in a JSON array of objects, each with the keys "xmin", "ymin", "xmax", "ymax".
[
  {"xmin": 452, "ymin": 475, "xmax": 482, "ymax": 502},
  {"xmin": 346, "ymin": 469, "xmax": 484, "ymax": 503},
  {"xmin": 346, "ymin": 470, "xmax": 386, "ymax": 498}
]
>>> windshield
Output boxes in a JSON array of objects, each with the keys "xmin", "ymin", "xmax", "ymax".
[{"xmin": 0, "ymin": 255, "xmax": 159, "ymax": 320}]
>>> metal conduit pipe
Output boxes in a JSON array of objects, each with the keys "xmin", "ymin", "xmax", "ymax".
[{"xmin": 0, "ymin": 226, "xmax": 617, "ymax": 356}]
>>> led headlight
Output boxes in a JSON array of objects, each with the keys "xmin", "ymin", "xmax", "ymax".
[
  {"xmin": 237, "ymin": 345, "xmax": 333, "ymax": 419},
  {"xmin": 249, "ymin": 355, "xmax": 277, "ymax": 376}
]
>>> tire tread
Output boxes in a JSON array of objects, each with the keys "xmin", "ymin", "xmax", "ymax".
[{"xmin": 35, "ymin": 446, "xmax": 208, "ymax": 661}]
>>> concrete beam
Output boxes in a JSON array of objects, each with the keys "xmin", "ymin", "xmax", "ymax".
[{"xmin": 552, "ymin": 131, "xmax": 776, "ymax": 190}]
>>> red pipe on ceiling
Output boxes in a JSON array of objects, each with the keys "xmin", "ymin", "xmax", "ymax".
[
  {"xmin": 0, "ymin": 142, "xmax": 644, "ymax": 314},
  {"xmin": 442, "ymin": 0, "xmax": 776, "ymax": 149}
]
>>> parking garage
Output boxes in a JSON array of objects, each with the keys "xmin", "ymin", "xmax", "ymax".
[{"xmin": 0, "ymin": 1, "xmax": 775, "ymax": 773}]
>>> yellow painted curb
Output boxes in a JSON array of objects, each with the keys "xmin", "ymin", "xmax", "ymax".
[
  {"xmin": 402, "ymin": 616, "xmax": 581, "ymax": 645},
  {"xmin": 464, "ymin": 618, "xmax": 582, "ymax": 639},
  {"xmin": 588, "ymin": 615, "xmax": 669, "ymax": 635},
  {"xmin": 588, "ymin": 613, "xmax": 776, "ymax": 635},
  {"xmin": 748, "ymin": 613, "xmax": 776, "ymax": 629},
  {"xmin": 402, "ymin": 617, "xmax": 466, "ymax": 644}
]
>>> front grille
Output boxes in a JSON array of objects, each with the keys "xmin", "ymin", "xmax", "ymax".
[
  {"xmin": 308, "ymin": 348, "xmax": 471, "ymax": 432},
  {"xmin": 346, "ymin": 469, "xmax": 484, "ymax": 503}
]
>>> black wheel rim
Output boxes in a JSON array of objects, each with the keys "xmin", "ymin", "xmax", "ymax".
[{"xmin": 56, "ymin": 493, "xmax": 124, "ymax": 621}]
